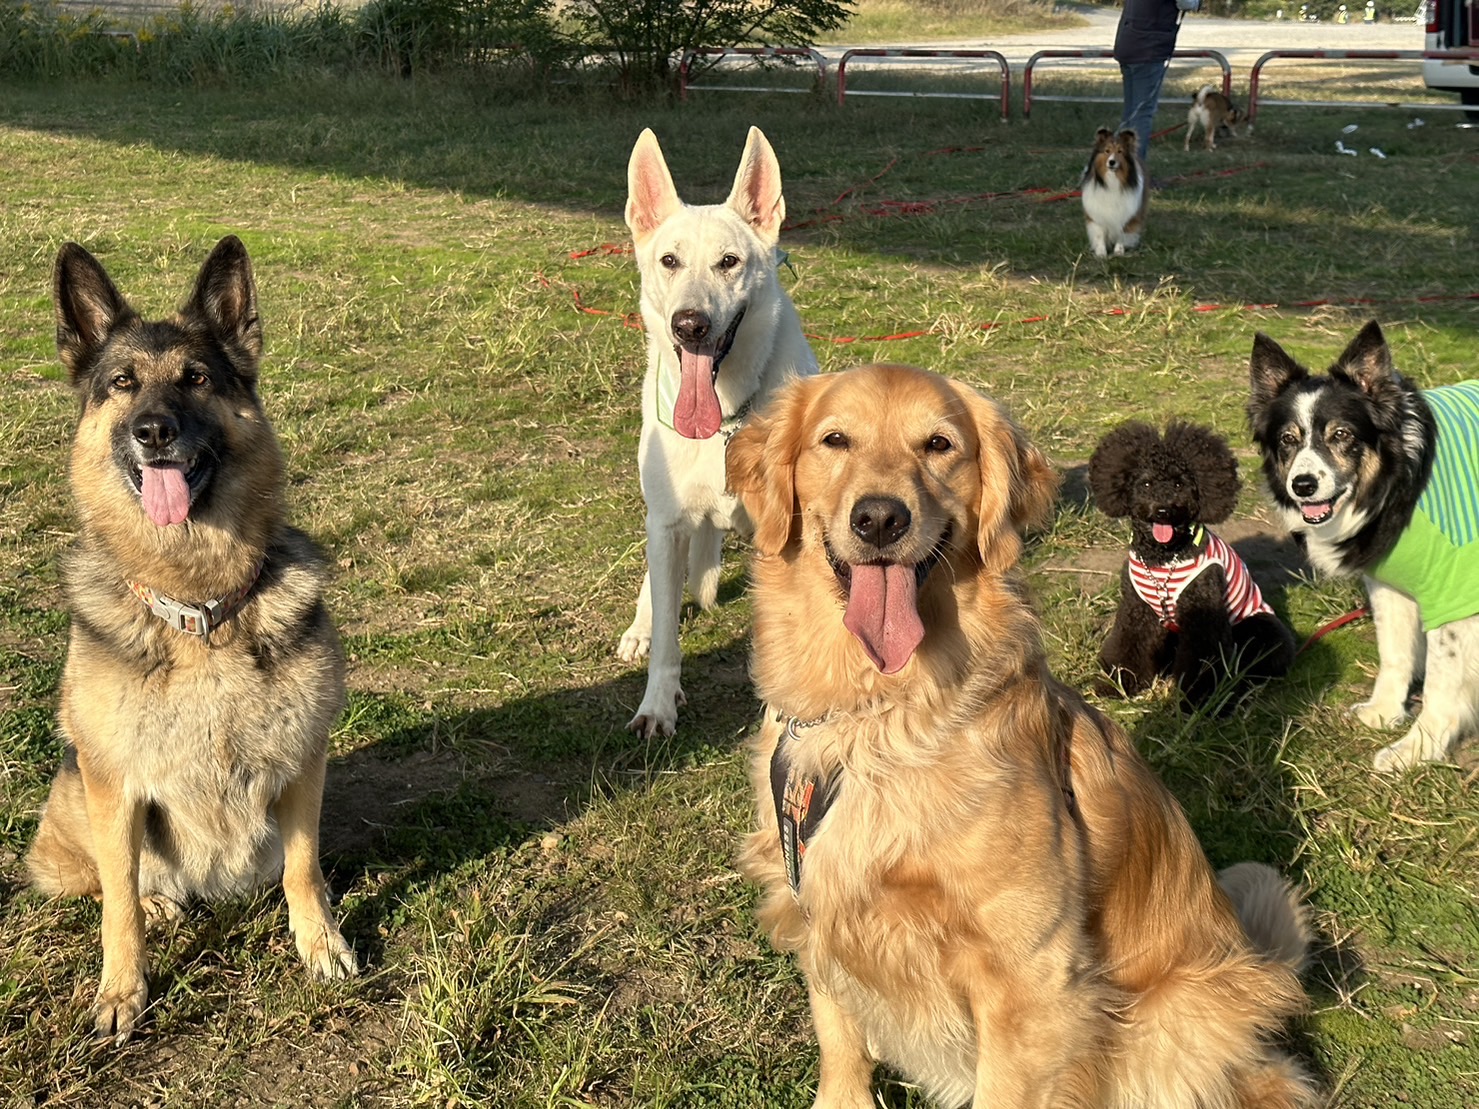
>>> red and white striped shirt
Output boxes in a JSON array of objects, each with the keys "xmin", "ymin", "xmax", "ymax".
[{"xmin": 1127, "ymin": 528, "xmax": 1273, "ymax": 632}]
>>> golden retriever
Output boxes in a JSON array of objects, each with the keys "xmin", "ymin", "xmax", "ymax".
[{"xmin": 725, "ymin": 363, "xmax": 1316, "ymax": 1109}]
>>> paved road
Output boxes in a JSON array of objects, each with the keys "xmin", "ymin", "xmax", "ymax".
[{"xmin": 823, "ymin": 7, "xmax": 1425, "ymax": 67}]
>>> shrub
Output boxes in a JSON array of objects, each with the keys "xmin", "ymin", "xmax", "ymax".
[{"xmin": 563, "ymin": 0, "xmax": 854, "ymax": 95}]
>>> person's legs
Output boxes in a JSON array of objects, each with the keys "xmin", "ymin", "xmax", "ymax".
[{"xmin": 1118, "ymin": 60, "xmax": 1170, "ymax": 165}]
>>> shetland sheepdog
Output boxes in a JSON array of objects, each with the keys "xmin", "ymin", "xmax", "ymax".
[
  {"xmin": 1185, "ymin": 85, "xmax": 1245, "ymax": 151},
  {"xmin": 1080, "ymin": 127, "xmax": 1147, "ymax": 259},
  {"xmin": 1248, "ymin": 320, "xmax": 1479, "ymax": 772}
]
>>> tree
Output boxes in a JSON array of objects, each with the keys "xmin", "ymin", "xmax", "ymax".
[{"xmin": 565, "ymin": 0, "xmax": 852, "ymax": 94}]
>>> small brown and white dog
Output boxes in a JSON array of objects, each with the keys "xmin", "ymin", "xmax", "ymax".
[
  {"xmin": 1185, "ymin": 84, "xmax": 1246, "ymax": 151},
  {"xmin": 1080, "ymin": 127, "xmax": 1147, "ymax": 259},
  {"xmin": 727, "ymin": 363, "xmax": 1317, "ymax": 1109}
]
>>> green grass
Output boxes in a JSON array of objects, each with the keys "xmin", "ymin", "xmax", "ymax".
[{"xmin": 1, "ymin": 69, "xmax": 1478, "ymax": 1107}]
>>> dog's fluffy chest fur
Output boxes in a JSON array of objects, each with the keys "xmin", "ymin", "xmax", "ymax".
[
  {"xmin": 1081, "ymin": 173, "xmax": 1145, "ymax": 235},
  {"xmin": 59, "ymin": 529, "xmax": 344, "ymax": 897},
  {"xmin": 749, "ymin": 713, "xmax": 1087, "ymax": 1107}
]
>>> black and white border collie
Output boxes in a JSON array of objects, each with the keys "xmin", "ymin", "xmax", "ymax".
[{"xmin": 1248, "ymin": 320, "xmax": 1479, "ymax": 771}]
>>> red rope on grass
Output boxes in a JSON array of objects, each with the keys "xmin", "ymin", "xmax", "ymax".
[
  {"xmin": 1295, "ymin": 607, "xmax": 1370, "ymax": 658},
  {"xmin": 568, "ymin": 243, "xmax": 632, "ymax": 260},
  {"xmin": 545, "ymin": 266, "xmax": 1479, "ymax": 344}
]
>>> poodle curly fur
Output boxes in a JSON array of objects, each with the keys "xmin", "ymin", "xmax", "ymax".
[{"xmin": 1089, "ymin": 420, "xmax": 1296, "ymax": 711}]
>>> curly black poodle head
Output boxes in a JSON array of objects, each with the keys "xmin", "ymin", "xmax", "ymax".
[{"xmin": 1088, "ymin": 420, "xmax": 1240, "ymax": 550}]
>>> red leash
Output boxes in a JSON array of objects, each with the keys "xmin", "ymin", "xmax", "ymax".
[{"xmin": 1295, "ymin": 606, "xmax": 1369, "ymax": 658}]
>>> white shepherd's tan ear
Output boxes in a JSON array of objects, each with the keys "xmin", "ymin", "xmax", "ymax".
[
  {"xmin": 725, "ymin": 126, "xmax": 785, "ymax": 246},
  {"xmin": 625, "ymin": 128, "xmax": 682, "ymax": 245}
]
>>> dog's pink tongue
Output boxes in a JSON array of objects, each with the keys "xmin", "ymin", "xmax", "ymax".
[
  {"xmin": 675, "ymin": 349, "xmax": 723, "ymax": 440},
  {"xmin": 842, "ymin": 563, "xmax": 925, "ymax": 674},
  {"xmin": 140, "ymin": 464, "xmax": 191, "ymax": 527},
  {"xmin": 1152, "ymin": 523, "xmax": 1174, "ymax": 544},
  {"xmin": 1300, "ymin": 502, "xmax": 1331, "ymax": 523}
]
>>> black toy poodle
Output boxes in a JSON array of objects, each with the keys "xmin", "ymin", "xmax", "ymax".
[{"xmin": 1088, "ymin": 420, "xmax": 1296, "ymax": 711}]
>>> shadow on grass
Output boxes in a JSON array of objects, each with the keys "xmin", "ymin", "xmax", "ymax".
[{"xmin": 320, "ymin": 632, "xmax": 759, "ymax": 956}]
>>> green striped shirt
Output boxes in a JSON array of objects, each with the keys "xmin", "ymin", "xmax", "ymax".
[{"xmin": 1370, "ymin": 381, "xmax": 1479, "ymax": 632}]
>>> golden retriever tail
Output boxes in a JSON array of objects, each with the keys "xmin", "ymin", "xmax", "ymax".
[{"xmin": 1217, "ymin": 862, "xmax": 1311, "ymax": 970}]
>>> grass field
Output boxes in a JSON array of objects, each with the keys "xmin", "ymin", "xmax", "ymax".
[{"xmin": 1, "ymin": 65, "xmax": 1477, "ymax": 1108}]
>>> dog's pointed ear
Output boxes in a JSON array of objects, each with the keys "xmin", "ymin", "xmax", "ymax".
[
  {"xmin": 1248, "ymin": 332, "xmax": 1306, "ymax": 425},
  {"xmin": 725, "ymin": 126, "xmax": 785, "ymax": 247},
  {"xmin": 54, "ymin": 242, "xmax": 135, "ymax": 383},
  {"xmin": 1117, "ymin": 128, "xmax": 1138, "ymax": 152},
  {"xmin": 1163, "ymin": 421, "xmax": 1240, "ymax": 524},
  {"xmin": 958, "ymin": 382, "xmax": 1058, "ymax": 572},
  {"xmin": 1087, "ymin": 421, "xmax": 1159, "ymax": 518},
  {"xmin": 726, "ymin": 375, "xmax": 813, "ymax": 556},
  {"xmin": 1094, "ymin": 126, "xmax": 1113, "ymax": 143},
  {"xmin": 1331, "ymin": 320, "xmax": 1395, "ymax": 395},
  {"xmin": 185, "ymin": 235, "xmax": 262, "ymax": 365},
  {"xmin": 626, "ymin": 128, "xmax": 682, "ymax": 247}
]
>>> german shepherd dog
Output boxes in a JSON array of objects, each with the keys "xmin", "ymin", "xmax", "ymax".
[{"xmin": 26, "ymin": 237, "xmax": 357, "ymax": 1044}]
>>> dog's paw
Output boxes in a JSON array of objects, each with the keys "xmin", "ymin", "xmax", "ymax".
[
  {"xmin": 1352, "ymin": 698, "xmax": 1407, "ymax": 730},
  {"xmin": 616, "ymin": 626, "xmax": 651, "ymax": 663},
  {"xmin": 139, "ymin": 894, "xmax": 184, "ymax": 927},
  {"xmin": 92, "ymin": 975, "xmax": 149, "ymax": 1046},
  {"xmin": 1113, "ymin": 243, "xmax": 1126, "ymax": 257},
  {"xmin": 295, "ymin": 921, "xmax": 358, "ymax": 981},
  {"xmin": 1373, "ymin": 724, "xmax": 1450, "ymax": 773},
  {"xmin": 627, "ymin": 688, "xmax": 686, "ymax": 739}
]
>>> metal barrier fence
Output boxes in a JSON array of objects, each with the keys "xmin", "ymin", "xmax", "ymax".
[
  {"xmin": 678, "ymin": 47, "xmax": 828, "ymax": 100},
  {"xmin": 1021, "ymin": 49, "xmax": 1232, "ymax": 118},
  {"xmin": 1246, "ymin": 48, "xmax": 1479, "ymax": 124},
  {"xmin": 834, "ymin": 48, "xmax": 1011, "ymax": 120},
  {"xmin": 675, "ymin": 43, "xmax": 1479, "ymax": 125}
]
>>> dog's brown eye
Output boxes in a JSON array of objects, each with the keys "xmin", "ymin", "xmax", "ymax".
[
  {"xmin": 110, "ymin": 373, "xmax": 136, "ymax": 391},
  {"xmin": 925, "ymin": 435, "xmax": 952, "ymax": 453},
  {"xmin": 1329, "ymin": 427, "xmax": 1351, "ymax": 444},
  {"xmin": 660, "ymin": 253, "xmax": 679, "ymax": 270},
  {"xmin": 822, "ymin": 431, "xmax": 849, "ymax": 449},
  {"xmin": 186, "ymin": 369, "xmax": 209, "ymax": 388},
  {"xmin": 718, "ymin": 253, "xmax": 740, "ymax": 271},
  {"xmin": 1279, "ymin": 429, "xmax": 1300, "ymax": 447}
]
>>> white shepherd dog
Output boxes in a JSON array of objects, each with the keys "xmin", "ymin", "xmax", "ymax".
[{"xmin": 617, "ymin": 126, "xmax": 817, "ymax": 738}]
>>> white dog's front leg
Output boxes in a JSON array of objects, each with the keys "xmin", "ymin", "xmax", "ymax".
[
  {"xmin": 1374, "ymin": 622, "xmax": 1477, "ymax": 772},
  {"xmin": 1353, "ymin": 577, "xmax": 1424, "ymax": 730},
  {"xmin": 627, "ymin": 518, "xmax": 687, "ymax": 738},
  {"xmin": 1086, "ymin": 221, "xmax": 1108, "ymax": 259},
  {"xmin": 617, "ymin": 572, "xmax": 654, "ymax": 663}
]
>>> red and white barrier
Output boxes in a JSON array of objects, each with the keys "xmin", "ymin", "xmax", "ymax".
[
  {"xmin": 1021, "ymin": 49, "xmax": 1231, "ymax": 118},
  {"xmin": 1247, "ymin": 48, "xmax": 1479, "ymax": 124},
  {"xmin": 835, "ymin": 49, "xmax": 1011, "ymax": 121},
  {"xmin": 678, "ymin": 47, "xmax": 828, "ymax": 101}
]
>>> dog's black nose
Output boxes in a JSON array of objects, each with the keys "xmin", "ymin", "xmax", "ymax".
[
  {"xmin": 132, "ymin": 413, "xmax": 179, "ymax": 451},
  {"xmin": 850, "ymin": 496, "xmax": 912, "ymax": 549},
  {"xmin": 1291, "ymin": 474, "xmax": 1318, "ymax": 498},
  {"xmin": 671, "ymin": 309, "xmax": 711, "ymax": 346}
]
